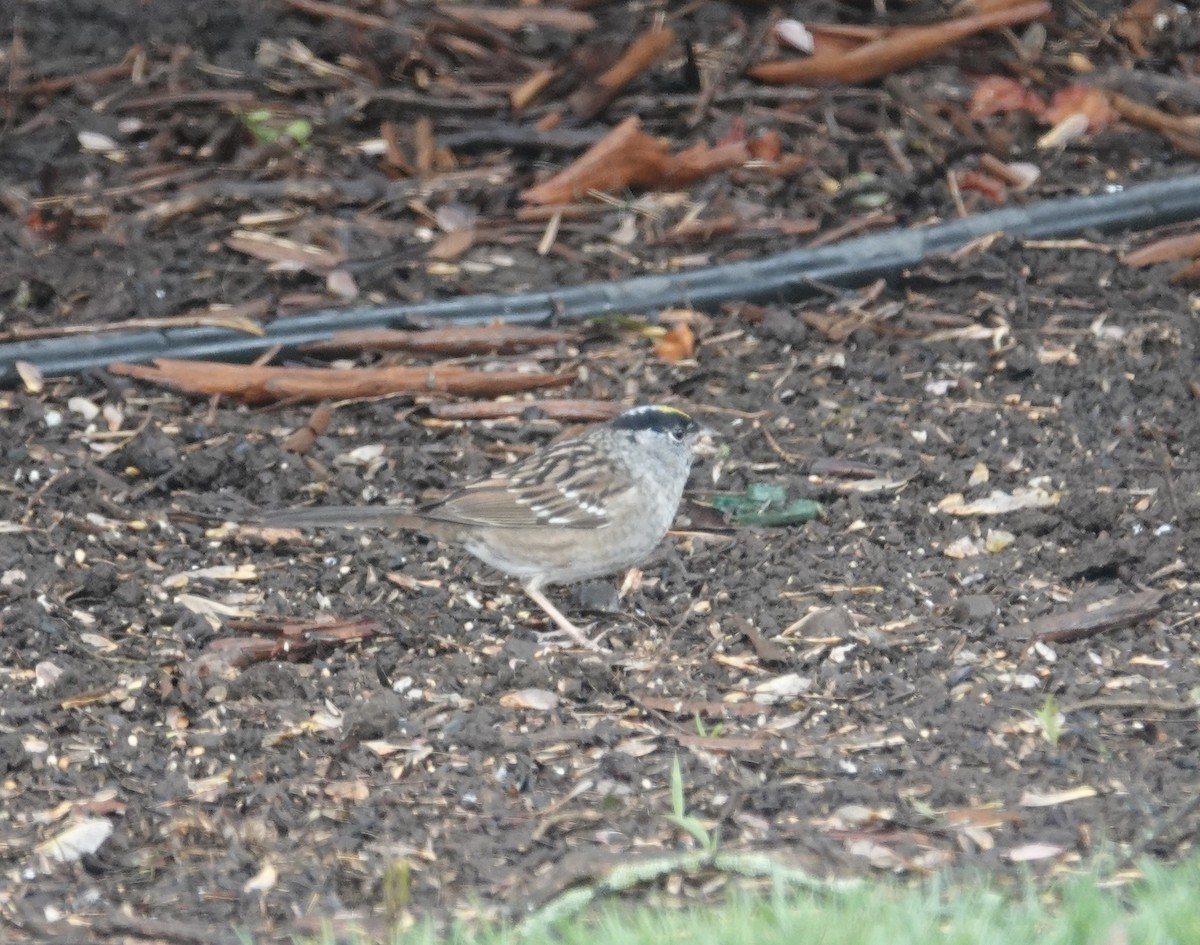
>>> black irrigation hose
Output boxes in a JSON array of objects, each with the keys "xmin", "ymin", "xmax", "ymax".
[{"xmin": 5, "ymin": 172, "xmax": 1200, "ymax": 387}]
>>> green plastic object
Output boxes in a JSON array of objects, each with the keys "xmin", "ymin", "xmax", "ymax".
[{"xmin": 712, "ymin": 483, "xmax": 822, "ymax": 526}]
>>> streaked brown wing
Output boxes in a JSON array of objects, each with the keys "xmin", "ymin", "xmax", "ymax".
[{"xmin": 422, "ymin": 440, "xmax": 629, "ymax": 529}]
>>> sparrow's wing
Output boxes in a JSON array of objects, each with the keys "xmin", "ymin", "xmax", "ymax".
[{"xmin": 427, "ymin": 440, "xmax": 632, "ymax": 529}]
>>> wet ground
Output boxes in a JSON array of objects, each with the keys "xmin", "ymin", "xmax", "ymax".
[{"xmin": 1, "ymin": 1, "xmax": 1199, "ymax": 942}]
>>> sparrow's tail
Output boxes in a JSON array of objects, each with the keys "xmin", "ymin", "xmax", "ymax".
[{"xmin": 258, "ymin": 505, "xmax": 426, "ymax": 531}]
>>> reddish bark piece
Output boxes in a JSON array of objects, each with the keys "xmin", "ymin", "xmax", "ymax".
[
  {"xmin": 956, "ymin": 170, "xmax": 1008, "ymax": 204},
  {"xmin": 108, "ymin": 358, "xmax": 576, "ymax": 404},
  {"xmin": 1114, "ymin": 0, "xmax": 1162, "ymax": 58},
  {"xmin": 804, "ymin": 23, "xmax": 885, "ymax": 57},
  {"xmin": 189, "ymin": 619, "xmax": 380, "ymax": 672},
  {"xmin": 415, "ymin": 115, "xmax": 438, "ymax": 176},
  {"xmin": 1109, "ymin": 92, "xmax": 1200, "ymax": 137},
  {"xmin": 1167, "ymin": 258, "xmax": 1200, "ymax": 283},
  {"xmin": 281, "ymin": 402, "xmax": 333, "ymax": 454},
  {"xmin": 749, "ymin": 2, "xmax": 1050, "ymax": 85},
  {"xmin": 283, "ymin": 0, "xmax": 393, "ymax": 31},
  {"xmin": 302, "ymin": 325, "xmax": 580, "ymax": 356},
  {"xmin": 671, "ymin": 734, "xmax": 768, "ymax": 752},
  {"xmin": 660, "ymin": 215, "xmax": 818, "ymax": 244},
  {"xmin": 427, "ymin": 228, "xmax": 475, "ymax": 261},
  {"xmin": 521, "ymin": 116, "xmax": 750, "ymax": 204},
  {"xmin": 977, "ymin": 153, "xmax": 1041, "ymax": 190},
  {"xmin": 570, "ymin": 28, "xmax": 676, "ymax": 121},
  {"xmin": 1044, "ymin": 85, "xmax": 1116, "ymax": 132},
  {"xmin": 11, "ymin": 54, "xmax": 136, "ymax": 97},
  {"xmin": 1001, "ymin": 590, "xmax": 1166, "ymax": 642},
  {"xmin": 510, "ymin": 67, "xmax": 560, "ymax": 112},
  {"xmin": 1123, "ymin": 230, "xmax": 1200, "ymax": 267},
  {"xmin": 663, "ymin": 216, "xmax": 743, "ymax": 242},
  {"xmin": 968, "ymin": 76, "xmax": 1047, "ymax": 119},
  {"xmin": 444, "ymin": 6, "xmax": 595, "ymax": 32},
  {"xmin": 1160, "ymin": 129, "xmax": 1200, "ymax": 159},
  {"xmin": 748, "ymin": 129, "xmax": 783, "ymax": 161},
  {"xmin": 661, "ymin": 140, "xmax": 752, "ymax": 188},
  {"xmin": 521, "ymin": 116, "xmax": 673, "ymax": 204}
]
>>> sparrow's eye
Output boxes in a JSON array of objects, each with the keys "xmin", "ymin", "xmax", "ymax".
[{"xmin": 669, "ymin": 427, "xmax": 685, "ymax": 443}]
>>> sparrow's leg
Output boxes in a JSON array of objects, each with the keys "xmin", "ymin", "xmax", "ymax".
[{"xmin": 522, "ymin": 581, "xmax": 611, "ymax": 653}]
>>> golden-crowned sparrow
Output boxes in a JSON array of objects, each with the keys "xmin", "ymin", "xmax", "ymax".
[{"xmin": 263, "ymin": 405, "xmax": 710, "ymax": 650}]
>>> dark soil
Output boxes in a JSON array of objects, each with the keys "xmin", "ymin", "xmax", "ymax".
[{"xmin": 2, "ymin": 1, "xmax": 1199, "ymax": 943}]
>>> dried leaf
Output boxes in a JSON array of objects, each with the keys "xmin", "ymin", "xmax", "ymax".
[
  {"xmin": 36, "ymin": 818, "xmax": 113, "ymax": 864},
  {"xmin": 944, "ymin": 535, "xmax": 986, "ymax": 559},
  {"xmin": 938, "ymin": 487, "xmax": 1060, "ymax": 516},
  {"xmin": 78, "ymin": 130, "xmax": 120, "ymax": 152},
  {"xmin": 751, "ymin": 672, "xmax": 812, "ymax": 704},
  {"xmin": 653, "ymin": 322, "xmax": 696, "ymax": 363},
  {"xmin": 164, "ymin": 564, "xmax": 259, "ymax": 588},
  {"xmin": 1037, "ymin": 112, "xmax": 1091, "ymax": 149},
  {"xmin": 614, "ymin": 737, "xmax": 658, "ymax": 758},
  {"xmin": 846, "ymin": 838, "xmax": 905, "ymax": 869},
  {"xmin": 35, "ymin": 661, "xmax": 63, "ymax": 689},
  {"xmin": 1019, "ymin": 785, "xmax": 1099, "ymax": 807},
  {"xmin": 16, "ymin": 360, "xmax": 43, "ymax": 393},
  {"xmin": 176, "ymin": 594, "xmax": 258, "ymax": 618},
  {"xmin": 427, "ymin": 228, "xmax": 476, "ymax": 261},
  {"xmin": 521, "ymin": 116, "xmax": 747, "ymax": 204},
  {"xmin": 774, "ymin": 19, "xmax": 815, "ymax": 54},
  {"xmin": 326, "ymin": 269, "xmax": 359, "ymax": 302},
  {"xmin": 325, "ymin": 781, "xmax": 370, "ymax": 801},
  {"xmin": 243, "ymin": 862, "xmax": 278, "ymax": 894},
  {"xmin": 1006, "ymin": 842, "xmax": 1064, "ymax": 862},
  {"xmin": 225, "ymin": 230, "xmax": 346, "ymax": 273},
  {"xmin": 498, "ymin": 688, "xmax": 559, "ymax": 711},
  {"xmin": 68, "ymin": 397, "xmax": 101, "ymax": 421},
  {"xmin": 985, "ymin": 529, "xmax": 1015, "ymax": 552}
]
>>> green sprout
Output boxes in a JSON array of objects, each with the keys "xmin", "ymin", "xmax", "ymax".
[
  {"xmin": 241, "ymin": 108, "xmax": 313, "ymax": 147},
  {"xmin": 662, "ymin": 755, "xmax": 719, "ymax": 854},
  {"xmin": 1035, "ymin": 694, "xmax": 1064, "ymax": 748}
]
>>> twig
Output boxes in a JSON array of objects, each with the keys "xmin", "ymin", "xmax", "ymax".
[
  {"xmin": 570, "ymin": 28, "xmax": 676, "ymax": 121},
  {"xmin": 805, "ymin": 210, "xmax": 896, "ymax": 249},
  {"xmin": 282, "ymin": 0, "xmax": 398, "ymax": 33},
  {"xmin": 1002, "ymin": 589, "xmax": 1166, "ymax": 643},
  {"xmin": 2, "ymin": 52, "xmax": 136, "ymax": 99},
  {"xmin": 1061, "ymin": 695, "xmax": 1199, "ymax": 714},
  {"xmin": 729, "ymin": 613, "xmax": 790, "ymax": 663},
  {"xmin": 116, "ymin": 89, "xmax": 258, "ymax": 111},
  {"xmin": 686, "ymin": 17, "xmax": 775, "ymax": 129},
  {"xmin": 0, "ymin": 300, "xmax": 271, "ymax": 343}
]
